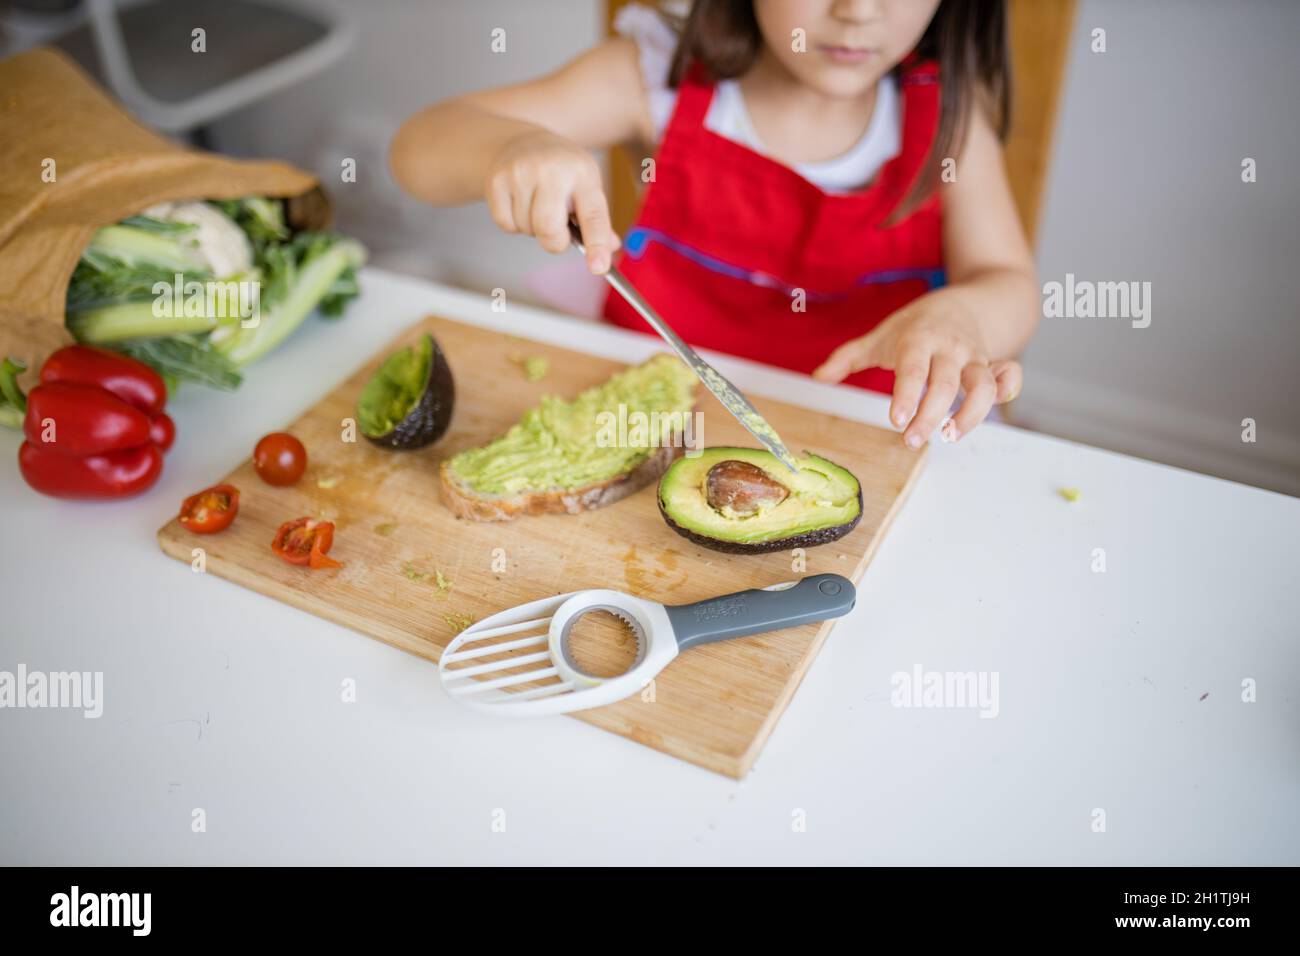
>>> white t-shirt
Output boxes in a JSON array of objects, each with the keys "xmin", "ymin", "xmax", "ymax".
[{"xmin": 615, "ymin": 3, "xmax": 901, "ymax": 194}]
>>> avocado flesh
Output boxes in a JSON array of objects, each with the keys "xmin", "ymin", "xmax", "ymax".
[
  {"xmin": 448, "ymin": 353, "xmax": 697, "ymax": 496},
  {"xmin": 658, "ymin": 447, "xmax": 862, "ymax": 552},
  {"xmin": 358, "ymin": 334, "xmax": 454, "ymax": 450}
]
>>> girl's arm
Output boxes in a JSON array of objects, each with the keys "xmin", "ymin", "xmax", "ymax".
[
  {"xmin": 389, "ymin": 38, "xmax": 652, "ymax": 273},
  {"xmin": 813, "ymin": 105, "xmax": 1041, "ymax": 446}
]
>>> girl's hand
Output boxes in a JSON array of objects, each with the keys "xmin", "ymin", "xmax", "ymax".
[
  {"xmin": 812, "ymin": 291, "xmax": 1022, "ymax": 448},
  {"xmin": 484, "ymin": 129, "xmax": 620, "ymax": 274}
]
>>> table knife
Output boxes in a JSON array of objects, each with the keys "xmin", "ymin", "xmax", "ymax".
[{"xmin": 568, "ymin": 219, "xmax": 798, "ymax": 473}]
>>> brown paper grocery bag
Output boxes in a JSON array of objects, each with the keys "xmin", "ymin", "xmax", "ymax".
[{"xmin": 0, "ymin": 47, "xmax": 331, "ymax": 385}]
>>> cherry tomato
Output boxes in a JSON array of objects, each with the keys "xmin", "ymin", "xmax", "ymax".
[
  {"xmin": 272, "ymin": 517, "xmax": 342, "ymax": 569},
  {"xmin": 179, "ymin": 483, "xmax": 239, "ymax": 534},
  {"xmin": 253, "ymin": 432, "xmax": 306, "ymax": 486}
]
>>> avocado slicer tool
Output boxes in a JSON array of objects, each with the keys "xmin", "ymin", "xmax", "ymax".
[{"xmin": 437, "ymin": 573, "xmax": 856, "ymax": 716}]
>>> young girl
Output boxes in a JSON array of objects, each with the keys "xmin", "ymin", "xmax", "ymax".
[{"xmin": 391, "ymin": 0, "xmax": 1039, "ymax": 447}]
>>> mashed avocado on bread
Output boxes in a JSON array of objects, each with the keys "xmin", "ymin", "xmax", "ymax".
[{"xmin": 447, "ymin": 353, "xmax": 697, "ymax": 497}]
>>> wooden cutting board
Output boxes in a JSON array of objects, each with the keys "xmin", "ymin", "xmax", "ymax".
[{"xmin": 158, "ymin": 315, "xmax": 927, "ymax": 777}]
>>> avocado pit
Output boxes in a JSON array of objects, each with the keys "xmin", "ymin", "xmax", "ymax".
[{"xmin": 705, "ymin": 459, "xmax": 789, "ymax": 516}]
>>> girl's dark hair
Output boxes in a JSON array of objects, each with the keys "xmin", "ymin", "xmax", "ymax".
[{"xmin": 665, "ymin": 0, "xmax": 1011, "ymax": 217}]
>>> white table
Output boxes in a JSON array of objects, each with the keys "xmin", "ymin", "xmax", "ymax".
[{"xmin": 2, "ymin": 268, "xmax": 1296, "ymax": 865}]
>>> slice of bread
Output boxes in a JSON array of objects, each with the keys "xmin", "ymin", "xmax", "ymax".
[
  {"xmin": 439, "ymin": 354, "xmax": 698, "ymax": 522},
  {"xmin": 439, "ymin": 442, "xmax": 685, "ymax": 521}
]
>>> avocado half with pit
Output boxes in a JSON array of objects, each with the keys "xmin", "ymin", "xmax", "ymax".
[
  {"xmin": 357, "ymin": 333, "xmax": 454, "ymax": 450},
  {"xmin": 658, "ymin": 447, "xmax": 862, "ymax": 553}
]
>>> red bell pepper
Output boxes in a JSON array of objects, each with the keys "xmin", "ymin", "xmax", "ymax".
[
  {"xmin": 8, "ymin": 345, "xmax": 175, "ymax": 499},
  {"xmin": 23, "ymin": 382, "xmax": 152, "ymax": 456},
  {"xmin": 39, "ymin": 345, "xmax": 167, "ymax": 416},
  {"xmin": 150, "ymin": 412, "xmax": 176, "ymax": 452},
  {"xmin": 19, "ymin": 441, "xmax": 163, "ymax": 499}
]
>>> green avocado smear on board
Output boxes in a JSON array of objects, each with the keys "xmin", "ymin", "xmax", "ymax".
[
  {"xmin": 658, "ymin": 447, "xmax": 862, "ymax": 554},
  {"xmin": 448, "ymin": 353, "xmax": 697, "ymax": 495}
]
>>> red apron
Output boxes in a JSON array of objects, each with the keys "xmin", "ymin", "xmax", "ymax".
[{"xmin": 604, "ymin": 60, "xmax": 944, "ymax": 394}]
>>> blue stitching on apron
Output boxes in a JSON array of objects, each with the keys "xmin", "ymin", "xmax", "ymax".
[{"xmin": 623, "ymin": 226, "xmax": 946, "ymax": 302}]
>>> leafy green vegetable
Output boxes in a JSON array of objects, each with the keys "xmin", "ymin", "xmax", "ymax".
[
  {"xmin": 88, "ymin": 223, "xmax": 208, "ymax": 272},
  {"xmin": 66, "ymin": 248, "xmax": 209, "ymax": 312},
  {"xmin": 210, "ymin": 197, "xmax": 289, "ymax": 255},
  {"xmin": 64, "ymin": 197, "xmax": 364, "ymax": 390},
  {"xmin": 0, "ymin": 357, "xmax": 28, "ymax": 429},
  {"xmin": 66, "ymin": 299, "xmax": 231, "ymax": 342},
  {"xmin": 115, "ymin": 336, "xmax": 243, "ymax": 391},
  {"xmin": 213, "ymin": 234, "xmax": 365, "ymax": 367},
  {"xmin": 118, "ymin": 214, "xmax": 198, "ymax": 237},
  {"xmin": 319, "ymin": 263, "xmax": 360, "ymax": 317}
]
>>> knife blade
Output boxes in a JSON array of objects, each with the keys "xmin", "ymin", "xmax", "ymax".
[{"xmin": 568, "ymin": 219, "xmax": 799, "ymax": 473}]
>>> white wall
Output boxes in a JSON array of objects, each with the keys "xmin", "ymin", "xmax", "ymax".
[{"xmin": 1022, "ymin": 0, "xmax": 1300, "ymax": 496}]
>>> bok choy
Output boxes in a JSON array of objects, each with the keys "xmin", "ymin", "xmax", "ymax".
[{"xmin": 65, "ymin": 198, "xmax": 365, "ymax": 391}]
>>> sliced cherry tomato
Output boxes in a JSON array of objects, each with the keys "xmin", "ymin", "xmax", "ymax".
[
  {"xmin": 150, "ymin": 412, "xmax": 176, "ymax": 453},
  {"xmin": 254, "ymin": 432, "xmax": 307, "ymax": 486},
  {"xmin": 272, "ymin": 517, "xmax": 342, "ymax": 569},
  {"xmin": 179, "ymin": 483, "xmax": 239, "ymax": 534}
]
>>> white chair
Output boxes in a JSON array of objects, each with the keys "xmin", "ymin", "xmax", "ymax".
[{"xmin": 54, "ymin": 0, "xmax": 354, "ymax": 134}]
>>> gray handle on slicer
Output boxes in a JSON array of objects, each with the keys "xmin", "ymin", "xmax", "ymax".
[{"xmin": 665, "ymin": 574, "xmax": 856, "ymax": 652}]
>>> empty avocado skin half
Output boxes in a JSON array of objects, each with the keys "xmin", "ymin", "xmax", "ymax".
[
  {"xmin": 357, "ymin": 333, "xmax": 455, "ymax": 450},
  {"xmin": 658, "ymin": 447, "xmax": 862, "ymax": 554}
]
